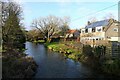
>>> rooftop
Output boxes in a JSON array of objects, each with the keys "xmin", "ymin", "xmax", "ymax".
[
  {"xmin": 85, "ymin": 19, "xmax": 110, "ymax": 28},
  {"xmin": 67, "ymin": 30, "xmax": 77, "ymax": 34}
]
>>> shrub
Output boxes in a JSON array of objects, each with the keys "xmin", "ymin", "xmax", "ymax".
[
  {"xmin": 102, "ymin": 59, "xmax": 120, "ymax": 75},
  {"xmin": 82, "ymin": 45, "xmax": 93, "ymax": 56}
]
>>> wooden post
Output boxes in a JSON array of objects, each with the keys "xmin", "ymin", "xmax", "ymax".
[{"xmin": 93, "ymin": 39, "xmax": 95, "ymax": 47}]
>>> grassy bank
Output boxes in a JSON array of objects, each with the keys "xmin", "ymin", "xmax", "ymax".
[
  {"xmin": 33, "ymin": 40, "xmax": 45, "ymax": 43},
  {"xmin": 45, "ymin": 42, "xmax": 120, "ymax": 76},
  {"xmin": 45, "ymin": 42, "xmax": 99, "ymax": 68},
  {"xmin": 45, "ymin": 42, "xmax": 82, "ymax": 61}
]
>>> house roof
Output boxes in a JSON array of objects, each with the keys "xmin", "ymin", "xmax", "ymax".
[
  {"xmin": 85, "ymin": 19, "xmax": 110, "ymax": 28},
  {"xmin": 67, "ymin": 30, "xmax": 77, "ymax": 34}
]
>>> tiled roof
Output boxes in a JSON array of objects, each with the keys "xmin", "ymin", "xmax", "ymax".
[
  {"xmin": 85, "ymin": 19, "xmax": 109, "ymax": 28},
  {"xmin": 67, "ymin": 30, "xmax": 77, "ymax": 33}
]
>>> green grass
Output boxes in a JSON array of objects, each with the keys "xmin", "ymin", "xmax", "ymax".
[
  {"xmin": 0, "ymin": 46, "xmax": 2, "ymax": 52},
  {"xmin": 45, "ymin": 42, "xmax": 81, "ymax": 60},
  {"xmin": 33, "ymin": 40, "xmax": 45, "ymax": 43}
]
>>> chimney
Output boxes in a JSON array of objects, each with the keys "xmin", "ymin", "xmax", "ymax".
[{"xmin": 88, "ymin": 21, "xmax": 91, "ymax": 25}]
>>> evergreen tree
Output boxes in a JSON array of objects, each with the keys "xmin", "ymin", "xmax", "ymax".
[{"xmin": 2, "ymin": 1, "xmax": 25, "ymax": 49}]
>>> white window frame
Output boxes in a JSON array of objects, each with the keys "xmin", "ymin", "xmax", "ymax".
[{"xmin": 88, "ymin": 28, "xmax": 92, "ymax": 33}]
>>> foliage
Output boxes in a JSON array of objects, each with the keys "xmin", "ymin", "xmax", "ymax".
[
  {"xmin": 59, "ymin": 17, "xmax": 70, "ymax": 36},
  {"xmin": 102, "ymin": 59, "xmax": 120, "ymax": 75},
  {"xmin": 34, "ymin": 40, "xmax": 45, "ymax": 43},
  {"xmin": 26, "ymin": 29, "xmax": 44, "ymax": 41},
  {"xmin": 2, "ymin": 1, "xmax": 37, "ymax": 78},
  {"xmin": 68, "ymin": 54, "xmax": 76, "ymax": 60},
  {"xmin": 2, "ymin": 1, "xmax": 26, "ymax": 50},
  {"xmin": 2, "ymin": 50, "xmax": 37, "ymax": 78},
  {"xmin": 93, "ymin": 46, "xmax": 106, "ymax": 58},
  {"xmin": 82, "ymin": 45, "xmax": 93, "ymax": 56},
  {"xmin": 45, "ymin": 42, "xmax": 81, "ymax": 60}
]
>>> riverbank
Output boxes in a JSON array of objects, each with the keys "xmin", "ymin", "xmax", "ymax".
[
  {"xmin": 27, "ymin": 42, "xmax": 110, "ymax": 78},
  {"xmin": 45, "ymin": 41, "xmax": 120, "ymax": 77},
  {"xmin": 2, "ymin": 46, "xmax": 38, "ymax": 78},
  {"xmin": 33, "ymin": 40, "xmax": 45, "ymax": 43},
  {"xmin": 45, "ymin": 42, "xmax": 99, "ymax": 68}
]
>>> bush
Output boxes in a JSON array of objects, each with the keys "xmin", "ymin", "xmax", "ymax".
[
  {"xmin": 82, "ymin": 45, "xmax": 93, "ymax": 56},
  {"xmin": 102, "ymin": 59, "xmax": 120, "ymax": 75}
]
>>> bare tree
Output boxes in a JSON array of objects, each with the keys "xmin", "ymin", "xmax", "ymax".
[
  {"xmin": 88, "ymin": 17, "xmax": 97, "ymax": 23},
  {"xmin": 103, "ymin": 13, "xmax": 115, "ymax": 20},
  {"xmin": 31, "ymin": 15, "xmax": 70, "ymax": 41},
  {"xmin": 59, "ymin": 16, "xmax": 70, "ymax": 36}
]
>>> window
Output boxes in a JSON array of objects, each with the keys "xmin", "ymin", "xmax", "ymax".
[
  {"xmin": 88, "ymin": 28, "xmax": 92, "ymax": 33},
  {"xmin": 82, "ymin": 31, "xmax": 85, "ymax": 33},
  {"xmin": 81, "ymin": 29, "xmax": 85, "ymax": 33},
  {"xmin": 92, "ymin": 28, "xmax": 95, "ymax": 32},
  {"xmin": 113, "ymin": 28, "xmax": 118, "ymax": 32},
  {"xmin": 85, "ymin": 29, "xmax": 88, "ymax": 33},
  {"xmin": 97, "ymin": 28, "xmax": 101, "ymax": 32}
]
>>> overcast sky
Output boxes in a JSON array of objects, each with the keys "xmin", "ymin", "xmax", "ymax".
[{"xmin": 12, "ymin": 0, "xmax": 119, "ymax": 30}]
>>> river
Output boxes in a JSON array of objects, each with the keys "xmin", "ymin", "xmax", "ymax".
[{"xmin": 25, "ymin": 42, "xmax": 111, "ymax": 78}]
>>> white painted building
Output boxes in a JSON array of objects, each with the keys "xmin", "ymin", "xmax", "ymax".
[{"xmin": 80, "ymin": 19, "xmax": 120, "ymax": 44}]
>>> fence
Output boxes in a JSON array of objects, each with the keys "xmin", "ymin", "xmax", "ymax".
[
  {"xmin": 81, "ymin": 40, "xmax": 120, "ymax": 58},
  {"xmin": 105, "ymin": 41, "xmax": 120, "ymax": 59}
]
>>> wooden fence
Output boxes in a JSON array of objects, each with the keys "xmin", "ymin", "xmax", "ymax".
[{"xmin": 81, "ymin": 40, "xmax": 120, "ymax": 58}]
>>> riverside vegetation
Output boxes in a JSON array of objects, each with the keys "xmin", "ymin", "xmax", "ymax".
[
  {"xmin": 45, "ymin": 41, "xmax": 120, "ymax": 76},
  {"xmin": 2, "ymin": 1, "xmax": 37, "ymax": 78}
]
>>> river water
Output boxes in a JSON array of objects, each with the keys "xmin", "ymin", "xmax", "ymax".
[{"xmin": 25, "ymin": 42, "xmax": 112, "ymax": 78}]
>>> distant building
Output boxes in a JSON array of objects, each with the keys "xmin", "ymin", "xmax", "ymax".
[{"xmin": 65, "ymin": 30, "xmax": 80, "ymax": 41}]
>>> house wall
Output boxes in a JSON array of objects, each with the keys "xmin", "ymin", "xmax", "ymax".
[
  {"xmin": 93, "ymin": 32, "xmax": 105, "ymax": 38},
  {"xmin": 118, "ymin": 23, "xmax": 120, "ymax": 42},
  {"xmin": 105, "ymin": 22, "xmax": 119, "ymax": 41},
  {"xmin": 81, "ymin": 29, "xmax": 85, "ymax": 33},
  {"xmin": 119, "ymin": 37, "xmax": 120, "ymax": 42},
  {"xmin": 80, "ymin": 32, "xmax": 105, "ymax": 40}
]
